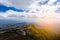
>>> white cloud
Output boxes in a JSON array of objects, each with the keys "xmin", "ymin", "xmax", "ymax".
[
  {"xmin": 0, "ymin": 0, "xmax": 12, "ymax": 6},
  {"xmin": 0, "ymin": 0, "xmax": 59, "ymax": 10},
  {"xmin": 27, "ymin": 0, "xmax": 60, "ymax": 23},
  {"xmin": 0, "ymin": 0, "xmax": 60, "ymax": 22},
  {"xmin": 0, "ymin": 0, "xmax": 39, "ymax": 9}
]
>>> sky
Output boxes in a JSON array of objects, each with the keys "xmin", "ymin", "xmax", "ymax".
[{"xmin": 0, "ymin": 0, "xmax": 60, "ymax": 24}]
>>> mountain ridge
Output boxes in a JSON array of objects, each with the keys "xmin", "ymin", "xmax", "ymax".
[{"xmin": 0, "ymin": 23, "xmax": 60, "ymax": 40}]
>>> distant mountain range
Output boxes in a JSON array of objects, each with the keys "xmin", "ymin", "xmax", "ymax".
[{"xmin": 0, "ymin": 22, "xmax": 29, "ymax": 32}]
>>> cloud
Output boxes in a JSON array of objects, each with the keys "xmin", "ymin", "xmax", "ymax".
[
  {"xmin": 0, "ymin": 0, "xmax": 12, "ymax": 6},
  {"xmin": 27, "ymin": 0, "xmax": 60, "ymax": 22},
  {"xmin": 0, "ymin": 0, "xmax": 60, "ymax": 23},
  {"xmin": 0, "ymin": 0, "xmax": 39, "ymax": 9},
  {"xmin": 0, "ymin": 10, "xmax": 40, "ymax": 23},
  {"xmin": 0, "ymin": 0, "xmax": 59, "ymax": 10},
  {"xmin": 0, "ymin": 0, "xmax": 60, "ymax": 10},
  {"xmin": 0, "ymin": 10, "xmax": 37, "ymax": 18},
  {"xmin": 55, "ymin": 7, "xmax": 60, "ymax": 13}
]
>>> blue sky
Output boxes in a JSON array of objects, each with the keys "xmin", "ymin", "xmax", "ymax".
[
  {"xmin": 57, "ymin": 0, "xmax": 60, "ymax": 2},
  {"xmin": 0, "ymin": 4, "xmax": 24, "ymax": 12}
]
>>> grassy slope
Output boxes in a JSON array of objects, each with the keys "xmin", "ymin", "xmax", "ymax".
[{"xmin": 0, "ymin": 24, "xmax": 60, "ymax": 40}]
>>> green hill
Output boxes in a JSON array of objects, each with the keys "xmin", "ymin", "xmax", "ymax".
[{"xmin": 0, "ymin": 24, "xmax": 60, "ymax": 40}]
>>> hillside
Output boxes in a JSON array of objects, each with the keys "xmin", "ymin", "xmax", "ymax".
[{"xmin": 0, "ymin": 23, "xmax": 60, "ymax": 40}]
